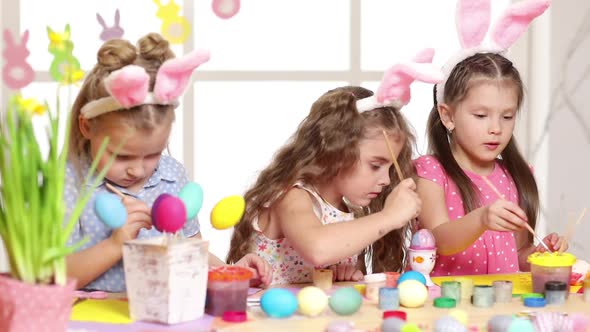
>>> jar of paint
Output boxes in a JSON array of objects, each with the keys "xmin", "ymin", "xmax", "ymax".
[
  {"xmin": 528, "ymin": 252, "xmax": 576, "ymax": 296},
  {"xmin": 441, "ymin": 281, "xmax": 461, "ymax": 304},
  {"xmin": 378, "ymin": 287, "xmax": 399, "ymax": 310},
  {"xmin": 205, "ymin": 266, "xmax": 253, "ymax": 316},
  {"xmin": 364, "ymin": 273, "xmax": 386, "ymax": 303},
  {"xmin": 544, "ymin": 281, "xmax": 567, "ymax": 305},
  {"xmin": 492, "ymin": 280, "xmax": 513, "ymax": 303},
  {"xmin": 472, "ymin": 285, "xmax": 494, "ymax": 307},
  {"xmin": 455, "ymin": 277, "xmax": 474, "ymax": 300},
  {"xmin": 384, "ymin": 272, "xmax": 401, "ymax": 288},
  {"xmin": 313, "ymin": 268, "xmax": 333, "ymax": 291}
]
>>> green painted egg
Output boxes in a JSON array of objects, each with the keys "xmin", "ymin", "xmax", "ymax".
[{"xmin": 328, "ymin": 287, "xmax": 362, "ymax": 316}]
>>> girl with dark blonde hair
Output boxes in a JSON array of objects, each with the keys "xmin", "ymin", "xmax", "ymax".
[
  {"xmin": 227, "ymin": 51, "xmax": 442, "ymax": 284},
  {"xmin": 65, "ymin": 33, "xmax": 270, "ymax": 291}
]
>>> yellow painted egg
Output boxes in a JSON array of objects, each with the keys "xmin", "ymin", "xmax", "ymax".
[
  {"xmin": 398, "ymin": 279, "xmax": 428, "ymax": 308},
  {"xmin": 297, "ymin": 286, "xmax": 328, "ymax": 317},
  {"xmin": 449, "ymin": 309, "xmax": 468, "ymax": 325},
  {"xmin": 401, "ymin": 323, "xmax": 422, "ymax": 332},
  {"xmin": 210, "ymin": 195, "xmax": 245, "ymax": 230}
]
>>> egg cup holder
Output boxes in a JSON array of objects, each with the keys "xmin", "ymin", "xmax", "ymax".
[{"xmin": 408, "ymin": 248, "xmax": 437, "ymax": 287}]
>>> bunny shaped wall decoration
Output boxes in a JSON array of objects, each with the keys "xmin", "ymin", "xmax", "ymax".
[
  {"xmin": 97, "ymin": 9, "xmax": 124, "ymax": 41},
  {"xmin": 2, "ymin": 29, "xmax": 34, "ymax": 90},
  {"xmin": 47, "ymin": 24, "xmax": 84, "ymax": 85}
]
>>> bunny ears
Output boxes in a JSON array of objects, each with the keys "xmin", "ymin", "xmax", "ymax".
[
  {"xmin": 356, "ymin": 48, "xmax": 443, "ymax": 113},
  {"xmin": 81, "ymin": 49, "xmax": 210, "ymax": 119},
  {"xmin": 436, "ymin": 0, "xmax": 550, "ymax": 104}
]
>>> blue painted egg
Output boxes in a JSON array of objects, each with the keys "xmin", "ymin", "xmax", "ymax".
[
  {"xmin": 178, "ymin": 182, "xmax": 203, "ymax": 220},
  {"xmin": 508, "ymin": 317, "xmax": 534, "ymax": 332},
  {"xmin": 398, "ymin": 271, "xmax": 427, "ymax": 286},
  {"xmin": 329, "ymin": 287, "xmax": 362, "ymax": 316},
  {"xmin": 94, "ymin": 192, "xmax": 127, "ymax": 229},
  {"xmin": 260, "ymin": 288, "xmax": 298, "ymax": 318}
]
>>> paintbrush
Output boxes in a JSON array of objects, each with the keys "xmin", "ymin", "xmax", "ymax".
[
  {"xmin": 480, "ymin": 176, "xmax": 551, "ymax": 252},
  {"xmin": 382, "ymin": 130, "xmax": 404, "ymax": 181}
]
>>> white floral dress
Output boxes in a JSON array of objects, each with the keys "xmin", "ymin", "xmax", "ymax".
[{"xmin": 252, "ymin": 183, "xmax": 358, "ymax": 285}]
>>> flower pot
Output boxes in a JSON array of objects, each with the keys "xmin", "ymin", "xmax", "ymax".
[
  {"xmin": 122, "ymin": 236, "xmax": 209, "ymax": 324},
  {"xmin": 0, "ymin": 274, "xmax": 75, "ymax": 332}
]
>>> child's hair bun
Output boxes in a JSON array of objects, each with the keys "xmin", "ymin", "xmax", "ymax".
[
  {"xmin": 137, "ymin": 32, "xmax": 175, "ymax": 64},
  {"xmin": 97, "ymin": 39, "xmax": 137, "ymax": 71}
]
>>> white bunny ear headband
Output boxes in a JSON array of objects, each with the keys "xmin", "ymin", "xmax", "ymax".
[
  {"xmin": 435, "ymin": 0, "xmax": 550, "ymax": 104},
  {"xmin": 81, "ymin": 49, "xmax": 210, "ymax": 119},
  {"xmin": 356, "ymin": 48, "xmax": 443, "ymax": 113}
]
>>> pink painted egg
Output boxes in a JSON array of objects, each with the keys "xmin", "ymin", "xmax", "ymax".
[
  {"xmin": 152, "ymin": 194, "xmax": 187, "ymax": 233},
  {"xmin": 410, "ymin": 229, "xmax": 436, "ymax": 250}
]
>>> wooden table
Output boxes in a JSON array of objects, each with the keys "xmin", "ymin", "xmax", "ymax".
[
  {"xmin": 215, "ymin": 282, "xmax": 590, "ymax": 332},
  {"xmin": 74, "ymin": 278, "xmax": 590, "ymax": 331}
]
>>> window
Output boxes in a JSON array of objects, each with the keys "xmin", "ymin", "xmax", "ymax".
[{"xmin": 3, "ymin": 0, "xmax": 510, "ymax": 261}]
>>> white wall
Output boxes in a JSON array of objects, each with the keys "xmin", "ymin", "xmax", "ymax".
[
  {"xmin": 545, "ymin": 0, "xmax": 590, "ymax": 260},
  {"xmin": 510, "ymin": 0, "xmax": 590, "ymax": 262}
]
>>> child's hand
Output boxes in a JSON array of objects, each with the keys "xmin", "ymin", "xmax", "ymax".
[
  {"xmin": 483, "ymin": 199, "xmax": 527, "ymax": 232},
  {"xmin": 235, "ymin": 253, "xmax": 273, "ymax": 287},
  {"xmin": 110, "ymin": 196, "xmax": 152, "ymax": 246},
  {"xmin": 536, "ymin": 232, "xmax": 568, "ymax": 253},
  {"xmin": 329, "ymin": 264, "xmax": 364, "ymax": 282},
  {"xmin": 383, "ymin": 178, "xmax": 421, "ymax": 225}
]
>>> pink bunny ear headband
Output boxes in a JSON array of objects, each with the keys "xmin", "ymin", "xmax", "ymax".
[
  {"xmin": 356, "ymin": 48, "xmax": 443, "ymax": 113},
  {"xmin": 81, "ymin": 49, "xmax": 210, "ymax": 119},
  {"xmin": 436, "ymin": 0, "xmax": 550, "ymax": 104}
]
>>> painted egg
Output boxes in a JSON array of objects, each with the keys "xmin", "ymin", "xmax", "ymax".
[
  {"xmin": 434, "ymin": 316, "xmax": 467, "ymax": 332},
  {"xmin": 397, "ymin": 271, "xmax": 427, "ymax": 286},
  {"xmin": 410, "ymin": 229, "xmax": 436, "ymax": 249},
  {"xmin": 398, "ymin": 279, "xmax": 428, "ymax": 308},
  {"xmin": 382, "ymin": 317, "xmax": 405, "ymax": 332},
  {"xmin": 152, "ymin": 194, "xmax": 187, "ymax": 233},
  {"xmin": 508, "ymin": 317, "xmax": 535, "ymax": 332},
  {"xmin": 329, "ymin": 287, "xmax": 362, "ymax": 316},
  {"xmin": 94, "ymin": 192, "xmax": 127, "ymax": 229},
  {"xmin": 326, "ymin": 320, "xmax": 356, "ymax": 332},
  {"xmin": 449, "ymin": 309, "xmax": 469, "ymax": 325},
  {"xmin": 178, "ymin": 182, "xmax": 203, "ymax": 220},
  {"xmin": 260, "ymin": 288, "xmax": 298, "ymax": 318},
  {"xmin": 297, "ymin": 286, "xmax": 328, "ymax": 317},
  {"xmin": 400, "ymin": 323, "xmax": 421, "ymax": 332},
  {"xmin": 488, "ymin": 315, "xmax": 514, "ymax": 332},
  {"xmin": 210, "ymin": 195, "xmax": 245, "ymax": 230}
]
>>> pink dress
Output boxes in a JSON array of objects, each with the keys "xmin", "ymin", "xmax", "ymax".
[
  {"xmin": 414, "ymin": 155, "xmax": 520, "ymax": 276},
  {"xmin": 251, "ymin": 183, "xmax": 358, "ymax": 285}
]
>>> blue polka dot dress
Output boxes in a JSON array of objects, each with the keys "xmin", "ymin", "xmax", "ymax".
[{"xmin": 64, "ymin": 155, "xmax": 200, "ymax": 292}]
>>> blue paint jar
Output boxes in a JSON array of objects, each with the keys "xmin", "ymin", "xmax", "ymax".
[{"xmin": 378, "ymin": 287, "xmax": 399, "ymax": 310}]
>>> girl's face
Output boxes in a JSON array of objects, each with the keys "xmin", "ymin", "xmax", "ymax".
[
  {"xmin": 440, "ymin": 80, "xmax": 518, "ymax": 173},
  {"xmin": 81, "ymin": 118, "xmax": 172, "ymax": 192},
  {"xmin": 333, "ymin": 130, "xmax": 403, "ymax": 207}
]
